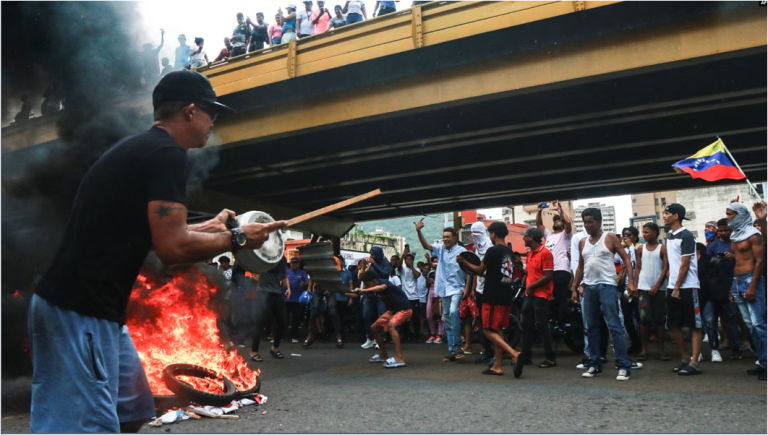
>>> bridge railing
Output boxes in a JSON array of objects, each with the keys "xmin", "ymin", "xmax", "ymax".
[{"xmin": 196, "ymin": 1, "xmax": 615, "ymax": 97}]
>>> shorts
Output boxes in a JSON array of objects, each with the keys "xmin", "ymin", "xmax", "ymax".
[
  {"xmin": 482, "ymin": 304, "xmax": 512, "ymax": 331},
  {"xmin": 281, "ymin": 32, "xmax": 297, "ymax": 44},
  {"xmin": 666, "ymin": 288, "xmax": 702, "ymax": 329},
  {"xmin": 638, "ymin": 289, "xmax": 666, "ymax": 325},
  {"xmin": 374, "ymin": 309, "xmax": 413, "ymax": 329},
  {"xmin": 28, "ymin": 295, "xmax": 155, "ymax": 433},
  {"xmin": 458, "ymin": 295, "xmax": 479, "ymax": 318}
]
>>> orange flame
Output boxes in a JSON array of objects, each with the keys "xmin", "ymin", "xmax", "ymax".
[{"xmin": 127, "ymin": 268, "xmax": 259, "ymax": 395}]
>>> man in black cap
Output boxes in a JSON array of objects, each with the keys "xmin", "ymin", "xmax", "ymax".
[
  {"xmin": 28, "ymin": 70, "xmax": 287, "ymax": 433},
  {"xmin": 661, "ymin": 203, "xmax": 703, "ymax": 375}
]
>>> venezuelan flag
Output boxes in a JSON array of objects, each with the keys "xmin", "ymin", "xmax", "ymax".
[{"xmin": 672, "ymin": 139, "xmax": 745, "ymax": 182}]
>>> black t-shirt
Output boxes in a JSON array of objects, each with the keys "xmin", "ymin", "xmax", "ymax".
[
  {"xmin": 257, "ymin": 257, "xmax": 287, "ymax": 294},
  {"xmin": 482, "ymin": 244, "xmax": 515, "ymax": 305},
  {"xmin": 35, "ymin": 128, "xmax": 189, "ymax": 325},
  {"xmin": 375, "ymin": 279, "xmax": 411, "ymax": 313}
]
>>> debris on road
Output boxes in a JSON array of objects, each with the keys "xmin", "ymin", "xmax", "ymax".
[{"xmin": 262, "ymin": 411, "xmax": 268, "ymax": 415}]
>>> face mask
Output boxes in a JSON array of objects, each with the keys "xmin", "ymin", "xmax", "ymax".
[{"xmin": 705, "ymin": 229, "xmax": 717, "ymax": 242}]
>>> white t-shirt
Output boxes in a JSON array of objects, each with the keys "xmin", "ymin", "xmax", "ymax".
[
  {"xmin": 346, "ymin": 0, "xmax": 363, "ymax": 15},
  {"xmin": 544, "ymin": 229, "xmax": 572, "ymax": 272},
  {"xmin": 400, "ymin": 267, "xmax": 419, "ymax": 300},
  {"xmin": 389, "ymin": 275, "xmax": 401, "ymax": 288},
  {"xmin": 416, "ymin": 275, "xmax": 428, "ymax": 303},
  {"xmin": 475, "ymin": 251, "xmax": 486, "ymax": 294},
  {"xmin": 666, "ymin": 227, "xmax": 700, "ymax": 289},
  {"xmin": 189, "ymin": 46, "xmax": 206, "ymax": 68},
  {"xmin": 570, "ymin": 230, "xmax": 588, "ymax": 275},
  {"xmin": 298, "ymin": 10, "xmax": 315, "ymax": 35}
]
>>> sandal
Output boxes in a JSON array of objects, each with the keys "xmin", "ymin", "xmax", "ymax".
[
  {"xmin": 672, "ymin": 361, "xmax": 688, "ymax": 372},
  {"xmin": 538, "ymin": 360, "xmax": 557, "ymax": 368},
  {"xmin": 678, "ymin": 365, "xmax": 702, "ymax": 376},
  {"xmin": 636, "ymin": 352, "xmax": 647, "ymax": 361},
  {"xmin": 512, "ymin": 353, "xmax": 524, "ymax": 378},
  {"xmin": 482, "ymin": 368, "xmax": 504, "ymax": 376},
  {"xmin": 369, "ymin": 354, "xmax": 384, "ymax": 363},
  {"xmin": 455, "ymin": 348, "xmax": 465, "ymax": 359},
  {"xmin": 443, "ymin": 354, "xmax": 456, "ymax": 362},
  {"xmin": 251, "ymin": 354, "xmax": 263, "ymax": 362},
  {"xmin": 302, "ymin": 339, "xmax": 314, "ymax": 348},
  {"xmin": 270, "ymin": 349, "xmax": 284, "ymax": 359}
]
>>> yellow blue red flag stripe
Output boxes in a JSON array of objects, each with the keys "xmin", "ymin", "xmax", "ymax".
[{"xmin": 672, "ymin": 138, "xmax": 745, "ymax": 182}]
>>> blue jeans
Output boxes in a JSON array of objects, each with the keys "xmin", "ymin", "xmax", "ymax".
[
  {"xmin": 582, "ymin": 284, "xmax": 631, "ymax": 371},
  {"xmin": 363, "ymin": 295, "xmax": 387, "ymax": 340},
  {"xmin": 732, "ymin": 274, "xmax": 766, "ymax": 368},
  {"xmin": 442, "ymin": 293, "xmax": 462, "ymax": 354},
  {"xmin": 28, "ymin": 295, "xmax": 155, "ymax": 432},
  {"xmin": 702, "ymin": 299, "xmax": 742, "ymax": 351},
  {"xmin": 346, "ymin": 13, "xmax": 363, "ymax": 24}
]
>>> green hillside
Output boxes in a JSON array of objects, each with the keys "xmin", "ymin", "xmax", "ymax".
[{"xmin": 357, "ymin": 214, "xmax": 448, "ymax": 261}]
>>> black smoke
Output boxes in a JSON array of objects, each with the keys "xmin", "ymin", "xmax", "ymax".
[{"xmin": 1, "ymin": 2, "xmax": 150, "ymax": 377}]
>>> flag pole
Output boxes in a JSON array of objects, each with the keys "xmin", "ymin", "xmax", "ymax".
[{"xmin": 719, "ymin": 137, "xmax": 764, "ymax": 201}]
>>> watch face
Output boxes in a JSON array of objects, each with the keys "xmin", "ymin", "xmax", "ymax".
[{"xmin": 235, "ymin": 232, "xmax": 247, "ymax": 246}]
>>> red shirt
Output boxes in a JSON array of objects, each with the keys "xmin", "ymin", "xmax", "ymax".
[{"xmin": 526, "ymin": 245, "xmax": 554, "ymax": 300}]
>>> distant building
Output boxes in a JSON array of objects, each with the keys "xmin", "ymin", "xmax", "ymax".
[
  {"xmin": 633, "ymin": 184, "xmax": 763, "ymax": 241},
  {"xmin": 342, "ymin": 225, "xmax": 406, "ymax": 258},
  {"xmin": 502, "ymin": 201, "xmax": 575, "ymax": 229},
  {"xmin": 573, "ymin": 202, "xmax": 616, "ymax": 234}
]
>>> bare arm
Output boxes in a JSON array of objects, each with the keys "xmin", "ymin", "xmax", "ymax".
[
  {"xmin": 148, "ymin": 201, "xmax": 284, "ymax": 265},
  {"xmin": 747, "ymin": 235, "xmax": 765, "ymax": 301},
  {"xmin": 343, "ymin": 1, "xmax": 349, "ymax": 14},
  {"xmin": 455, "ymin": 255, "xmax": 488, "ymax": 275},
  {"xmin": 361, "ymin": 3, "xmax": 367, "ymax": 19},
  {"xmin": 560, "ymin": 203, "xmax": 572, "ymax": 234},
  {"xmin": 414, "ymin": 219, "xmax": 432, "ymax": 251},
  {"xmin": 373, "ymin": 1, "xmax": 380, "ymax": 16},
  {"xmin": 535, "ymin": 204, "xmax": 545, "ymax": 234},
  {"xmin": 611, "ymin": 234, "xmax": 636, "ymax": 294},
  {"xmin": 357, "ymin": 284, "xmax": 388, "ymax": 294},
  {"xmin": 410, "ymin": 264, "xmax": 421, "ymax": 278},
  {"xmin": 635, "ymin": 245, "xmax": 643, "ymax": 289},
  {"xmin": 527, "ymin": 270, "xmax": 554, "ymax": 295},
  {"xmin": 655, "ymin": 246, "xmax": 669, "ymax": 294},
  {"xmin": 158, "ymin": 30, "xmax": 165, "ymax": 51},
  {"xmin": 672, "ymin": 256, "xmax": 690, "ymax": 299},
  {"xmin": 571, "ymin": 238, "xmax": 586, "ymax": 302},
  {"xmin": 283, "ymin": 272, "xmax": 291, "ymax": 299}
]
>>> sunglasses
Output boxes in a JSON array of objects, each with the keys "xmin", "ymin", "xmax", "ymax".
[
  {"xmin": 622, "ymin": 233, "xmax": 632, "ymax": 237},
  {"xmin": 194, "ymin": 103, "xmax": 218, "ymax": 122}
]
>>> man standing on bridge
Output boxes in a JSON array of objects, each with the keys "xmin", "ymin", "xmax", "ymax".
[
  {"xmin": 28, "ymin": 70, "xmax": 287, "ymax": 433},
  {"xmin": 572, "ymin": 207, "xmax": 635, "ymax": 381},
  {"xmin": 415, "ymin": 220, "xmax": 468, "ymax": 361},
  {"xmin": 726, "ymin": 201, "xmax": 766, "ymax": 380}
]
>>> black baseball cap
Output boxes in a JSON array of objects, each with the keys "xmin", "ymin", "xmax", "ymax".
[
  {"xmin": 664, "ymin": 203, "xmax": 689, "ymax": 220},
  {"xmin": 290, "ymin": 257, "xmax": 301, "ymax": 263},
  {"xmin": 152, "ymin": 70, "xmax": 234, "ymax": 115}
]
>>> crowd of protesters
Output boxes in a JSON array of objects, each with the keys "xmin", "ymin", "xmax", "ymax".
[{"xmin": 214, "ymin": 197, "xmax": 766, "ymax": 381}]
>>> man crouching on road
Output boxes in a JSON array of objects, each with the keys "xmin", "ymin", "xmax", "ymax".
[
  {"xmin": 28, "ymin": 70, "xmax": 287, "ymax": 433},
  {"xmin": 726, "ymin": 200, "xmax": 766, "ymax": 380},
  {"xmin": 356, "ymin": 270, "xmax": 413, "ymax": 368}
]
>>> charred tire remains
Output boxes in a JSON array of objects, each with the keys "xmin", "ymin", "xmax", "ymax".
[{"xmin": 162, "ymin": 364, "xmax": 238, "ymax": 407}]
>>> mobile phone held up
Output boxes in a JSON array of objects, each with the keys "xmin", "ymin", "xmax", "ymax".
[{"xmin": 539, "ymin": 202, "xmax": 549, "ymax": 210}]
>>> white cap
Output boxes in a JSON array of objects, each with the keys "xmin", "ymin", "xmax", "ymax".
[{"xmin": 286, "ymin": 3, "xmax": 297, "ymax": 9}]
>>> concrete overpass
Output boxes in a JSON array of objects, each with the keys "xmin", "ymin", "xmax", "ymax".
[{"xmin": 3, "ymin": 1, "xmax": 766, "ymax": 233}]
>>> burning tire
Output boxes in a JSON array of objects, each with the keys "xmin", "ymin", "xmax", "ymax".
[
  {"xmin": 163, "ymin": 364, "xmax": 238, "ymax": 407},
  {"xmin": 233, "ymin": 376, "xmax": 261, "ymax": 400}
]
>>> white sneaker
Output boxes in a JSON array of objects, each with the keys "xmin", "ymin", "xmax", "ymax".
[
  {"xmin": 703, "ymin": 335, "xmax": 709, "ymax": 343},
  {"xmin": 582, "ymin": 367, "xmax": 602, "ymax": 378},
  {"xmin": 711, "ymin": 350, "xmax": 723, "ymax": 363},
  {"xmin": 616, "ymin": 369, "xmax": 631, "ymax": 381},
  {"xmin": 576, "ymin": 363, "xmax": 589, "ymax": 370},
  {"xmin": 361, "ymin": 339, "xmax": 376, "ymax": 349},
  {"xmin": 698, "ymin": 353, "xmax": 703, "ymax": 362},
  {"xmin": 292, "ymin": 338, "xmax": 299, "ymax": 343}
]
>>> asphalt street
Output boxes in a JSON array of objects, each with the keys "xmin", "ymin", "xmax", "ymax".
[{"xmin": 2, "ymin": 339, "xmax": 766, "ymax": 433}]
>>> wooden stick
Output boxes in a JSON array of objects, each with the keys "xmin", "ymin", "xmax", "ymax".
[{"xmin": 286, "ymin": 189, "xmax": 381, "ymax": 227}]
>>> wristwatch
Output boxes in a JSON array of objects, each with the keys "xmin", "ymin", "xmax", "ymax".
[{"xmin": 230, "ymin": 228, "xmax": 247, "ymax": 252}]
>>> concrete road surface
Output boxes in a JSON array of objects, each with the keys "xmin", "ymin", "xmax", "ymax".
[{"xmin": 2, "ymin": 340, "xmax": 766, "ymax": 433}]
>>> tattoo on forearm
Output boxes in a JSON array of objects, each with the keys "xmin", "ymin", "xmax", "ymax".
[{"xmin": 155, "ymin": 204, "xmax": 185, "ymax": 219}]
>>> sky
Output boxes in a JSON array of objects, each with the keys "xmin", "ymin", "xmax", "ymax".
[{"xmin": 138, "ymin": 0, "xmax": 391, "ymax": 63}]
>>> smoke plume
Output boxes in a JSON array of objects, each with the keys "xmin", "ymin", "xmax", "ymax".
[{"xmin": 1, "ymin": 2, "xmax": 149, "ymax": 376}]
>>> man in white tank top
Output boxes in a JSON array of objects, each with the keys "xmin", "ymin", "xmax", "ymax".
[
  {"xmin": 572, "ymin": 208, "xmax": 636, "ymax": 381},
  {"xmin": 635, "ymin": 222, "xmax": 669, "ymax": 361}
]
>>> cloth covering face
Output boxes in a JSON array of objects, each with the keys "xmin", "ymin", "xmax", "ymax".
[
  {"xmin": 727, "ymin": 202, "xmax": 760, "ymax": 242},
  {"xmin": 471, "ymin": 222, "xmax": 491, "ymax": 256}
]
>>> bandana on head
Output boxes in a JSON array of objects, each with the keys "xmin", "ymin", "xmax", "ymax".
[
  {"xmin": 471, "ymin": 222, "xmax": 491, "ymax": 256},
  {"xmin": 727, "ymin": 202, "xmax": 760, "ymax": 243}
]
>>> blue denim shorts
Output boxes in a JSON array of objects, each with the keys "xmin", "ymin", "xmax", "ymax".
[{"xmin": 29, "ymin": 295, "xmax": 155, "ymax": 433}]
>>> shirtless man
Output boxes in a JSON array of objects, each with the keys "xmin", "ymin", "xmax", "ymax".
[{"xmin": 727, "ymin": 200, "xmax": 766, "ymax": 380}]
